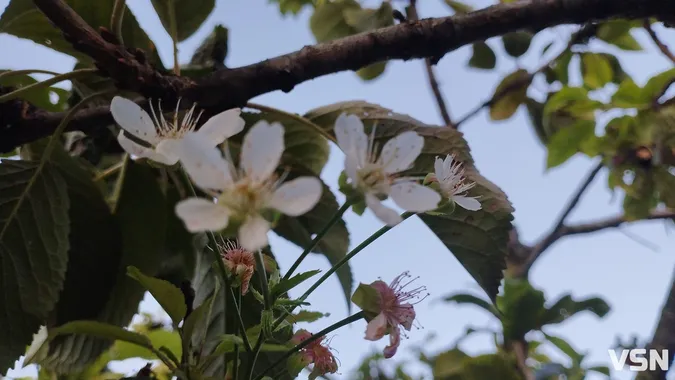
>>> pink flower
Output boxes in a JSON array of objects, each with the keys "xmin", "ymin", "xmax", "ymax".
[
  {"xmin": 220, "ymin": 240, "xmax": 255, "ymax": 295},
  {"xmin": 364, "ymin": 272, "xmax": 427, "ymax": 358},
  {"xmin": 292, "ymin": 329, "xmax": 338, "ymax": 379}
]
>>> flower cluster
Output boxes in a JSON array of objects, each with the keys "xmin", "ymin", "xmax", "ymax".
[{"xmin": 291, "ymin": 329, "xmax": 339, "ymax": 379}]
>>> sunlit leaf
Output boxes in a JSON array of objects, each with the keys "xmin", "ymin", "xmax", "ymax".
[{"xmin": 489, "ymin": 69, "xmax": 531, "ymax": 121}]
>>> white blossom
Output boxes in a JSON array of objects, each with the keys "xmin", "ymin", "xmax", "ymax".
[
  {"xmin": 334, "ymin": 113, "xmax": 441, "ymax": 226},
  {"xmin": 110, "ymin": 96, "xmax": 244, "ymax": 165},
  {"xmin": 174, "ymin": 120, "xmax": 323, "ymax": 251},
  {"xmin": 432, "ymin": 154, "xmax": 481, "ymax": 211}
]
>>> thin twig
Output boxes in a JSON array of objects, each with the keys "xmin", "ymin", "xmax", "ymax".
[
  {"xmin": 407, "ymin": 0, "xmax": 454, "ymax": 128},
  {"xmin": 644, "ymin": 20, "xmax": 675, "ymax": 65}
]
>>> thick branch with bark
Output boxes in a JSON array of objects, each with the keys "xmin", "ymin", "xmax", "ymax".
[{"xmin": 1, "ymin": 0, "xmax": 673, "ymax": 152}]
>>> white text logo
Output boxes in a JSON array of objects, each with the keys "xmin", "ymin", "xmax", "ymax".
[{"xmin": 608, "ymin": 349, "xmax": 669, "ymax": 371}]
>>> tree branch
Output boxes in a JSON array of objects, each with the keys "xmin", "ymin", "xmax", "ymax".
[
  {"xmin": 3, "ymin": 0, "xmax": 673, "ymax": 152},
  {"xmin": 643, "ymin": 20, "xmax": 675, "ymax": 65},
  {"xmin": 407, "ymin": 0, "xmax": 454, "ymax": 128}
]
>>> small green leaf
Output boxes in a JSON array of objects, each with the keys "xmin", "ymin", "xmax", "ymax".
[
  {"xmin": 150, "ymin": 0, "xmax": 215, "ymax": 42},
  {"xmin": 468, "ymin": 41, "xmax": 497, "ymax": 70},
  {"xmin": 188, "ymin": 24, "xmax": 229, "ymax": 70},
  {"xmin": 310, "ymin": 0, "xmax": 360, "ymax": 43},
  {"xmin": 127, "ymin": 267, "xmax": 187, "ymax": 327},
  {"xmin": 211, "ymin": 334, "xmax": 245, "ymax": 356},
  {"xmin": 581, "ymin": 53, "xmax": 613, "ymax": 89},
  {"xmin": 432, "ymin": 348, "xmax": 469, "ymax": 378},
  {"xmin": 612, "ymin": 78, "xmax": 648, "ymax": 108},
  {"xmin": 539, "ymin": 294, "xmax": 610, "ymax": 326},
  {"xmin": 286, "ymin": 311, "xmax": 330, "ymax": 324},
  {"xmin": 351, "ymin": 283, "xmax": 382, "ymax": 315},
  {"xmin": 489, "ymin": 69, "xmax": 531, "ymax": 121},
  {"xmin": 525, "ymin": 97, "xmax": 548, "ymax": 145},
  {"xmin": 546, "ymin": 120, "xmax": 596, "ymax": 168},
  {"xmin": 444, "ymin": 293, "xmax": 500, "ymax": 318},
  {"xmin": 50, "ymin": 322, "xmax": 152, "ymax": 349},
  {"xmin": 542, "ymin": 332, "xmax": 582, "ymax": 362},
  {"xmin": 443, "ymin": 0, "xmax": 474, "ymax": 13},
  {"xmin": 112, "ymin": 328, "xmax": 181, "ymax": 361},
  {"xmin": 271, "ymin": 270, "xmax": 321, "ymax": 300},
  {"xmin": 543, "ymin": 87, "xmax": 602, "ymax": 117},
  {"xmin": 183, "ymin": 280, "xmax": 219, "ymax": 347},
  {"xmin": 642, "ymin": 68, "xmax": 675, "ymax": 102},
  {"xmin": 596, "ymin": 20, "xmax": 642, "ymax": 51},
  {"xmin": 502, "ymin": 32, "xmax": 532, "ymax": 58},
  {"xmin": 0, "ymin": 71, "xmax": 67, "ymax": 111},
  {"xmin": 497, "ymin": 278, "xmax": 546, "ymax": 340},
  {"xmin": 356, "ymin": 62, "xmax": 387, "ymax": 81}
]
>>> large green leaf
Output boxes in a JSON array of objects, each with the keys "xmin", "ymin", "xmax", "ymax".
[
  {"xmin": 0, "ymin": 0, "xmax": 162, "ymax": 67},
  {"xmin": 0, "ymin": 71, "xmax": 69, "ymax": 111},
  {"xmin": 0, "ymin": 160, "xmax": 70, "ymax": 374},
  {"xmin": 150, "ymin": 0, "xmax": 215, "ymax": 42},
  {"xmin": 581, "ymin": 53, "xmax": 613, "ymax": 90},
  {"xmin": 127, "ymin": 266, "xmax": 187, "ymax": 327},
  {"xmin": 497, "ymin": 278, "xmax": 545, "ymax": 341},
  {"xmin": 303, "ymin": 101, "xmax": 514, "ymax": 301},
  {"xmin": 35, "ymin": 159, "xmax": 167, "ymax": 373},
  {"xmin": 545, "ymin": 120, "xmax": 597, "ymax": 169}
]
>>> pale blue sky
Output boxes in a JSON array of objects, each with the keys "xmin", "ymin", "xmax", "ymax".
[{"xmin": 2, "ymin": 1, "xmax": 675, "ymax": 379}]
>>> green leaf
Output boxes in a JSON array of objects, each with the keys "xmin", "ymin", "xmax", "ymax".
[
  {"xmin": 468, "ymin": 41, "xmax": 496, "ymax": 70},
  {"xmin": 525, "ymin": 97, "xmax": 548, "ymax": 145},
  {"xmin": 272, "ymin": 179, "xmax": 352, "ymax": 309},
  {"xmin": 304, "ymin": 101, "xmax": 514, "ymax": 301},
  {"xmin": 0, "ymin": 71, "xmax": 67, "ymax": 111},
  {"xmin": 436, "ymin": 353, "xmax": 521, "ymax": 380},
  {"xmin": 113, "ymin": 328, "xmax": 181, "ymax": 361},
  {"xmin": 351, "ymin": 283, "xmax": 382, "ymax": 315},
  {"xmin": 539, "ymin": 294, "xmax": 610, "ymax": 326},
  {"xmin": 286, "ymin": 311, "xmax": 330, "ymax": 324},
  {"xmin": 356, "ymin": 62, "xmax": 387, "ymax": 81},
  {"xmin": 502, "ymin": 32, "xmax": 532, "ymax": 58},
  {"xmin": 543, "ymin": 87, "xmax": 603, "ymax": 117},
  {"xmin": 0, "ymin": 0, "xmax": 163, "ymax": 67},
  {"xmin": 309, "ymin": 0, "xmax": 360, "ymax": 43},
  {"xmin": 443, "ymin": 0, "xmax": 474, "ymax": 14},
  {"xmin": 612, "ymin": 78, "xmax": 648, "ymax": 108},
  {"xmin": 549, "ymin": 51, "xmax": 573, "ymax": 85},
  {"xmin": 183, "ymin": 279, "xmax": 219, "ymax": 353},
  {"xmin": 596, "ymin": 21, "xmax": 642, "ymax": 51},
  {"xmin": 497, "ymin": 278, "xmax": 546, "ymax": 340},
  {"xmin": 343, "ymin": 2, "xmax": 393, "ymax": 32},
  {"xmin": 489, "ymin": 69, "xmax": 531, "ymax": 121},
  {"xmin": 271, "ymin": 270, "xmax": 321, "ymax": 300},
  {"xmin": 581, "ymin": 53, "xmax": 613, "ymax": 89},
  {"xmin": 546, "ymin": 120, "xmax": 596, "ymax": 168},
  {"xmin": 36, "ymin": 158, "xmax": 167, "ymax": 373},
  {"xmin": 542, "ymin": 332, "xmax": 583, "ymax": 362},
  {"xmin": 271, "ymin": 0, "xmax": 315, "ymax": 15},
  {"xmin": 50, "ymin": 321, "xmax": 152, "ymax": 349},
  {"xmin": 0, "ymin": 160, "xmax": 69, "ymax": 374},
  {"xmin": 210, "ymin": 334, "xmax": 245, "ymax": 356},
  {"xmin": 127, "ymin": 267, "xmax": 187, "ymax": 327},
  {"xmin": 444, "ymin": 293, "xmax": 500, "ymax": 318},
  {"xmin": 188, "ymin": 24, "xmax": 229, "ymax": 69},
  {"xmin": 150, "ymin": 0, "xmax": 215, "ymax": 42},
  {"xmin": 642, "ymin": 68, "xmax": 675, "ymax": 102}
]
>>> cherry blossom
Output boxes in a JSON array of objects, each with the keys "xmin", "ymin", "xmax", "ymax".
[
  {"xmin": 334, "ymin": 113, "xmax": 441, "ymax": 225},
  {"xmin": 428, "ymin": 154, "xmax": 481, "ymax": 211},
  {"xmin": 110, "ymin": 96, "xmax": 244, "ymax": 165},
  {"xmin": 292, "ymin": 329, "xmax": 338, "ymax": 379}
]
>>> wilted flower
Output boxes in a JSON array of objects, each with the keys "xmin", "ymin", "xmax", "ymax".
[
  {"xmin": 334, "ymin": 113, "xmax": 441, "ymax": 226},
  {"xmin": 426, "ymin": 154, "xmax": 481, "ymax": 211},
  {"xmin": 364, "ymin": 272, "xmax": 427, "ymax": 358},
  {"xmin": 220, "ymin": 240, "xmax": 255, "ymax": 294},
  {"xmin": 110, "ymin": 96, "xmax": 244, "ymax": 165},
  {"xmin": 292, "ymin": 329, "xmax": 338, "ymax": 379},
  {"xmin": 174, "ymin": 120, "xmax": 322, "ymax": 251}
]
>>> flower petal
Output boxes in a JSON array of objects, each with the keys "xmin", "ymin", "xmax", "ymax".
[
  {"xmin": 238, "ymin": 215, "xmax": 271, "ymax": 251},
  {"xmin": 269, "ymin": 176, "xmax": 322, "ymax": 216},
  {"xmin": 241, "ymin": 121, "xmax": 284, "ymax": 184},
  {"xmin": 390, "ymin": 181, "xmax": 441, "ymax": 212},
  {"xmin": 118, "ymin": 132, "xmax": 177, "ymax": 165},
  {"xmin": 175, "ymin": 133, "xmax": 233, "ymax": 190},
  {"xmin": 197, "ymin": 108, "xmax": 245, "ymax": 145},
  {"xmin": 110, "ymin": 96, "xmax": 159, "ymax": 144},
  {"xmin": 334, "ymin": 113, "xmax": 368, "ymax": 165},
  {"xmin": 396, "ymin": 304, "xmax": 416, "ymax": 331},
  {"xmin": 365, "ymin": 312, "xmax": 388, "ymax": 341},
  {"xmin": 365, "ymin": 194, "xmax": 402, "ymax": 226},
  {"xmin": 383, "ymin": 326, "xmax": 401, "ymax": 358},
  {"xmin": 434, "ymin": 156, "xmax": 445, "ymax": 178},
  {"xmin": 344, "ymin": 154, "xmax": 359, "ymax": 185},
  {"xmin": 175, "ymin": 198, "xmax": 230, "ymax": 232},
  {"xmin": 454, "ymin": 195, "xmax": 482, "ymax": 211},
  {"xmin": 379, "ymin": 131, "xmax": 424, "ymax": 174}
]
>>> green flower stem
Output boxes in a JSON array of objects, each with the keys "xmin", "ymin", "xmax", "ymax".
[
  {"xmin": 273, "ymin": 211, "xmax": 414, "ymax": 328},
  {"xmin": 283, "ymin": 199, "xmax": 353, "ymax": 280},
  {"xmin": 110, "ymin": 0, "xmax": 126, "ymax": 45},
  {"xmin": 0, "ymin": 68, "xmax": 98, "ymax": 103},
  {"xmin": 232, "ymin": 291, "xmax": 241, "ymax": 380},
  {"xmin": 179, "ymin": 169, "xmax": 253, "ymax": 353},
  {"xmin": 245, "ymin": 249, "xmax": 273, "ymax": 380},
  {"xmin": 253, "ymin": 311, "xmax": 366, "ymax": 380}
]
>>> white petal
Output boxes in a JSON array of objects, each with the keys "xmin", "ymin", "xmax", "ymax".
[
  {"xmin": 379, "ymin": 131, "xmax": 424, "ymax": 174},
  {"xmin": 110, "ymin": 96, "xmax": 159, "ymax": 144},
  {"xmin": 241, "ymin": 121, "xmax": 284, "ymax": 184},
  {"xmin": 175, "ymin": 198, "xmax": 230, "ymax": 232},
  {"xmin": 434, "ymin": 156, "xmax": 444, "ymax": 178},
  {"xmin": 365, "ymin": 193, "xmax": 402, "ymax": 226},
  {"xmin": 454, "ymin": 195, "xmax": 482, "ymax": 211},
  {"xmin": 176, "ymin": 133, "xmax": 233, "ymax": 190},
  {"xmin": 334, "ymin": 113, "xmax": 368, "ymax": 164},
  {"xmin": 197, "ymin": 108, "xmax": 245, "ymax": 146},
  {"xmin": 154, "ymin": 139, "xmax": 181, "ymax": 165},
  {"xmin": 390, "ymin": 181, "xmax": 441, "ymax": 212},
  {"xmin": 344, "ymin": 154, "xmax": 359, "ymax": 184},
  {"xmin": 269, "ymin": 177, "xmax": 322, "ymax": 216},
  {"xmin": 238, "ymin": 215, "xmax": 270, "ymax": 251},
  {"xmin": 118, "ymin": 132, "xmax": 177, "ymax": 165}
]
